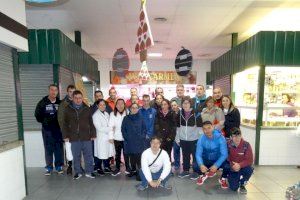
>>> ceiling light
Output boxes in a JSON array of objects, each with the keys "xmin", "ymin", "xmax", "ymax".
[
  {"xmin": 82, "ymin": 76, "xmax": 89, "ymax": 82},
  {"xmin": 148, "ymin": 53, "xmax": 162, "ymax": 57},
  {"xmin": 154, "ymin": 17, "xmax": 167, "ymax": 22},
  {"xmin": 26, "ymin": 0, "xmax": 56, "ymax": 2},
  {"xmin": 25, "ymin": 0, "xmax": 69, "ymax": 7}
]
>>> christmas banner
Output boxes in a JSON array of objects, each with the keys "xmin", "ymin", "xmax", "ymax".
[{"xmin": 110, "ymin": 71, "xmax": 197, "ymax": 85}]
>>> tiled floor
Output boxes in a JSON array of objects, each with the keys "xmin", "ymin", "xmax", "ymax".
[{"xmin": 24, "ymin": 166, "xmax": 300, "ymax": 200}]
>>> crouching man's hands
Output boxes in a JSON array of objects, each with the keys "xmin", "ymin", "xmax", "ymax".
[
  {"xmin": 149, "ymin": 178, "xmax": 162, "ymax": 188},
  {"xmin": 200, "ymin": 165, "xmax": 208, "ymax": 173}
]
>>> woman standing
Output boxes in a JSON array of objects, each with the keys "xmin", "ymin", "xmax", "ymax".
[
  {"xmin": 121, "ymin": 103, "xmax": 147, "ymax": 179},
  {"xmin": 92, "ymin": 99, "xmax": 115, "ymax": 175},
  {"xmin": 221, "ymin": 95, "xmax": 241, "ymax": 138},
  {"xmin": 154, "ymin": 99, "xmax": 177, "ymax": 158},
  {"xmin": 176, "ymin": 96, "xmax": 202, "ymax": 180},
  {"xmin": 201, "ymin": 96, "xmax": 225, "ymax": 131},
  {"xmin": 152, "ymin": 94, "xmax": 164, "ymax": 111},
  {"xmin": 109, "ymin": 99, "xmax": 130, "ymax": 176}
]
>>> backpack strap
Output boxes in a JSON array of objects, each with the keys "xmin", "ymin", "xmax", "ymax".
[{"xmin": 149, "ymin": 149, "xmax": 162, "ymax": 167}]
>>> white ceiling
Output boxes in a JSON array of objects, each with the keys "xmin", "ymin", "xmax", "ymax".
[{"xmin": 25, "ymin": 0, "xmax": 300, "ymax": 60}]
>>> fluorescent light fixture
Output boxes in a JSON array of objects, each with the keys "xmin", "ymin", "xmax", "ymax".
[
  {"xmin": 82, "ymin": 76, "xmax": 89, "ymax": 82},
  {"xmin": 148, "ymin": 53, "xmax": 162, "ymax": 57},
  {"xmin": 243, "ymin": 8, "xmax": 300, "ymax": 37},
  {"xmin": 26, "ymin": 0, "xmax": 57, "ymax": 3}
]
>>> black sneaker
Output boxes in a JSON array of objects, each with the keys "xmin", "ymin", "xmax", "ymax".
[
  {"xmin": 97, "ymin": 169, "xmax": 105, "ymax": 176},
  {"xmin": 44, "ymin": 169, "xmax": 52, "ymax": 176},
  {"xmin": 239, "ymin": 185, "xmax": 247, "ymax": 194},
  {"xmin": 73, "ymin": 173, "xmax": 82, "ymax": 180},
  {"xmin": 85, "ymin": 173, "xmax": 96, "ymax": 179},
  {"xmin": 111, "ymin": 170, "xmax": 121, "ymax": 177},
  {"xmin": 127, "ymin": 171, "xmax": 136, "ymax": 178},
  {"xmin": 104, "ymin": 167, "xmax": 112, "ymax": 174}
]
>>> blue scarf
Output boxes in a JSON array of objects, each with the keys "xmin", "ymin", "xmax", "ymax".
[{"xmin": 72, "ymin": 102, "xmax": 83, "ymax": 110}]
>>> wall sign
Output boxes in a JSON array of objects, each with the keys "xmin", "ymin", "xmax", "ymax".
[{"xmin": 110, "ymin": 71, "xmax": 196, "ymax": 85}]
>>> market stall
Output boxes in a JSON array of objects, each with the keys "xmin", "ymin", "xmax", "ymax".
[
  {"xmin": 18, "ymin": 29, "xmax": 99, "ymax": 166},
  {"xmin": 211, "ymin": 31, "xmax": 300, "ymax": 165}
]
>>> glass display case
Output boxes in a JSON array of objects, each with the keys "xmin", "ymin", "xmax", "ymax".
[
  {"xmin": 263, "ymin": 67, "xmax": 300, "ymax": 127},
  {"xmin": 232, "ymin": 67, "xmax": 259, "ymax": 126}
]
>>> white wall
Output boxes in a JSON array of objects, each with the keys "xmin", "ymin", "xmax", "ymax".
[
  {"xmin": 98, "ymin": 58, "xmax": 211, "ymax": 98},
  {"xmin": 240, "ymin": 125, "xmax": 256, "ymax": 161},
  {"xmin": 259, "ymin": 129, "xmax": 300, "ymax": 165},
  {"xmin": 0, "ymin": 146, "xmax": 26, "ymax": 200},
  {"xmin": 24, "ymin": 131, "xmax": 45, "ymax": 167},
  {"xmin": 0, "ymin": 0, "xmax": 28, "ymax": 51}
]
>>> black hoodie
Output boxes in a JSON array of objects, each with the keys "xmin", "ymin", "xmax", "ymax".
[{"xmin": 35, "ymin": 96, "xmax": 61, "ymax": 130}]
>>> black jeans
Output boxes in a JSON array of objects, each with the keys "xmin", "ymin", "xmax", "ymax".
[
  {"xmin": 180, "ymin": 140, "xmax": 200, "ymax": 173},
  {"xmin": 161, "ymin": 139, "xmax": 173, "ymax": 160},
  {"xmin": 114, "ymin": 140, "xmax": 130, "ymax": 171},
  {"xmin": 128, "ymin": 153, "xmax": 141, "ymax": 172}
]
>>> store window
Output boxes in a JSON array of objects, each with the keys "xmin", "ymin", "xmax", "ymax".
[
  {"xmin": 232, "ymin": 66, "xmax": 259, "ymax": 126},
  {"xmin": 263, "ymin": 67, "xmax": 300, "ymax": 127}
]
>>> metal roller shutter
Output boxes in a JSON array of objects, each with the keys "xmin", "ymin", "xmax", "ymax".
[
  {"xmin": 59, "ymin": 66, "xmax": 75, "ymax": 99},
  {"xmin": 0, "ymin": 44, "xmax": 18, "ymax": 145},
  {"xmin": 19, "ymin": 64, "xmax": 53, "ymax": 131},
  {"xmin": 213, "ymin": 75, "xmax": 231, "ymax": 95}
]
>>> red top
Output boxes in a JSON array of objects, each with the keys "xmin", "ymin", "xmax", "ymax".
[
  {"xmin": 106, "ymin": 98, "xmax": 116, "ymax": 110},
  {"xmin": 125, "ymin": 99, "xmax": 143, "ymax": 108},
  {"xmin": 227, "ymin": 138, "xmax": 254, "ymax": 168},
  {"xmin": 214, "ymin": 99, "xmax": 222, "ymax": 108}
]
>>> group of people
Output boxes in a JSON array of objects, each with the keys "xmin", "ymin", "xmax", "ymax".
[{"xmin": 35, "ymin": 83, "xmax": 253, "ymax": 194}]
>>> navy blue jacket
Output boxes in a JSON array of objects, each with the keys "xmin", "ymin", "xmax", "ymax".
[
  {"xmin": 121, "ymin": 113, "xmax": 147, "ymax": 154},
  {"xmin": 139, "ymin": 107, "xmax": 156, "ymax": 138}
]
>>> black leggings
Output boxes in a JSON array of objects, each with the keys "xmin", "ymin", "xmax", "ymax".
[
  {"xmin": 180, "ymin": 140, "xmax": 200, "ymax": 173},
  {"xmin": 114, "ymin": 140, "xmax": 130, "ymax": 171},
  {"xmin": 161, "ymin": 140, "xmax": 174, "ymax": 160},
  {"xmin": 128, "ymin": 153, "xmax": 141, "ymax": 172}
]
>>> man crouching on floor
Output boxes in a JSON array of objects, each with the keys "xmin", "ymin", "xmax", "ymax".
[{"xmin": 136, "ymin": 136, "xmax": 172, "ymax": 191}]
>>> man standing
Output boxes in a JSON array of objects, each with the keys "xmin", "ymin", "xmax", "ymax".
[
  {"xmin": 139, "ymin": 95, "xmax": 156, "ymax": 147},
  {"xmin": 136, "ymin": 136, "xmax": 172, "ymax": 191},
  {"xmin": 150, "ymin": 87, "xmax": 164, "ymax": 107},
  {"xmin": 125, "ymin": 87, "xmax": 143, "ymax": 108},
  {"xmin": 192, "ymin": 84, "xmax": 206, "ymax": 116},
  {"xmin": 62, "ymin": 90, "xmax": 97, "ymax": 179},
  {"xmin": 35, "ymin": 84, "xmax": 64, "ymax": 175},
  {"xmin": 106, "ymin": 88, "xmax": 118, "ymax": 110},
  {"xmin": 171, "ymin": 84, "xmax": 185, "ymax": 106},
  {"xmin": 57, "ymin": 84, "xmax": 76, "ymax": 175},
  {"xmin": 196, "ymin": 121, "xmax": 228, "ymax": 188},
  {"xmin": 213, "ymin": 87, "xmax": 223, "ymax": 107},
  {"xmin": 223, "ymin": 128, "xmax": 254, "ymax": 194},
  {"xmin": 91, "ymin": 90, "xmax": 112, "ymax": 115}
]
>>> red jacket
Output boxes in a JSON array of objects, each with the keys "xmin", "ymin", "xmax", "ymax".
[
  {"xmin": 227, "ymin": 138, "xmax": 253, "ymax": 168},
  {"xmin": 125, "ymin": 99, "xmax": 143, "ymax": 108},
  {"xmin": 106, "ymin": 98, "xmax": 116, "ymax": 110}
]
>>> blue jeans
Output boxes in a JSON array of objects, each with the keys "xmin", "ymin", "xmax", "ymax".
[
  {"xmin": 42, "ymin": 127, "xmax": 64, "ymax": 170},
  {"xmin": 223, "ymin": 165, "xmax": 254, "ymax": 191},
  {"xmin": 173, "ymin": 142, "xmax": 180, "ymax": 168},
  {"xmin": 139, "ymin": 168, "xmax": 171, "ymax": 187},
  {"xmin": 71, "ymin": 140, "xmax": 94, "ymax": 174}
]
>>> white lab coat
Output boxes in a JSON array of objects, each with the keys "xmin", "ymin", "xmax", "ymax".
[{"xmin": 92, "ymin": 110, "xmax": 115, "ymax": 159}]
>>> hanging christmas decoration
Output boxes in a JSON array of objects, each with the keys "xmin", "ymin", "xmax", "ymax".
[
  {"xmin": 135, "ymin": 0, "xmax": 154, "ymax": 81},
  {"xmin": 112, "ymin": 48, "xmax": 129, "ymax": 77},
  {"xmin": 175, "ymin": 47, "xmax": 193, "ymax": 76}
]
